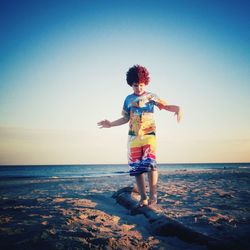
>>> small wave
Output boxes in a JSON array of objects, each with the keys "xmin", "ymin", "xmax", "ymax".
[
  {"xmin": 0, "ymin": 175, "xmax": 41, "ymax": 179},
  {"xmin": 84, "ymin": 172, "xmax": 128, "ymax": 178},
  {"xmin": 113, "ymin": 171, "xmax": 128, "ymax": 174}
]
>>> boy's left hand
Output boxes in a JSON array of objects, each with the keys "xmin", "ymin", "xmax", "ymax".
[{"xmin": 175, "ymin": 108, "xmax": 182, "ymax": 123}]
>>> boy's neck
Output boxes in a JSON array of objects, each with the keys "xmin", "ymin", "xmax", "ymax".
[{"xmin": 133, "ymin": 91, "xmax": 146, "ymax": 96}]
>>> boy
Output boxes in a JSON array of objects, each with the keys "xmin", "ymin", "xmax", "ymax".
[{"xmin": 98, "ymin": 65, "xmax": 182, "ymax": 207}]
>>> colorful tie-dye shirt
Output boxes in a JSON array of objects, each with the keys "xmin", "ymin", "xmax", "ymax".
[{"xmin": 122, "ymin": 92, "xmax": 167, "ymax": 136}]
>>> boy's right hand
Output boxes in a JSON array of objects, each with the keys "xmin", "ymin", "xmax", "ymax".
[{"xmin": 97, "ymin": 120, "xmax": 112, "ymax": 128}]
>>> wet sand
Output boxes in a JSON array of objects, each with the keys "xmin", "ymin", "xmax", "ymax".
[{"xmin": 0, "ymin": 168, "xmax": 249, "ymax": 249}]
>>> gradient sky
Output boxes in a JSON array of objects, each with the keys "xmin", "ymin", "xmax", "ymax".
[{"xmin": 0, "ymin": 0, "xmax": 250, "ymax": 165}]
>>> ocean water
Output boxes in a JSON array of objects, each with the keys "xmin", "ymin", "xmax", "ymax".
[{"xmin": 0, "ymin": 163, "xmax": 249, "ymax": 179}]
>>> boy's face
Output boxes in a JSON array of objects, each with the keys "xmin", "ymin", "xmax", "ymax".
[{"xmin": 132, "ymin": 83, "xmax": 145, "ymax": 96}]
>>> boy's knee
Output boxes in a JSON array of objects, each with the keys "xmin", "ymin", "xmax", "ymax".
[{"xmin": 150, "ymin": 164, "xmax": 157, "ymax": 171}]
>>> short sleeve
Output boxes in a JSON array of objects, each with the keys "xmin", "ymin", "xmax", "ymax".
[{"xmin": 122, "ymin": 98, "xmax": 130, "ymax": 118}]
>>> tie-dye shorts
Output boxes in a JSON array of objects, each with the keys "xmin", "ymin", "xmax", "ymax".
[{"xmin": 127, "ymin": 134, "xmax": 157, "ymax": 176}]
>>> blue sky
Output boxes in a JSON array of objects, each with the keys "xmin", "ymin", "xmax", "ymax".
[{"xmin": 0, "ymin": 0, "xmax": 249, "ymax": 164}]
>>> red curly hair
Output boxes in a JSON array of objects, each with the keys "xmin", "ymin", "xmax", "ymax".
[{"xmin": 126, "ymin": 65, "xmax": 150, "ymax": 86}]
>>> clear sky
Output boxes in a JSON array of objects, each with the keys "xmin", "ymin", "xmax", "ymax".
[{"xmin": 0, "ymin": 0, "xmax": 250, "ymax": 165}]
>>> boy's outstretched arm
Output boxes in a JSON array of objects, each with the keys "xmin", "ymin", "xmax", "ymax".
[
  {"xmin": 163, "ymin": 105, "xmax": 182, "ymax": 123},
  {"xmin": 97, "ymin": 116, "xmax": 129, "ymax": 128}
]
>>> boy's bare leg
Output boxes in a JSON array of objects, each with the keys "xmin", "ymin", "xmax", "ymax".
[
  {"xmin": 148, "ymin": 170, "xmax": 158, "ymax": 204},
  {"xmin": 135, "ymin": 174, "xmax": 148, "ymax": 203}
]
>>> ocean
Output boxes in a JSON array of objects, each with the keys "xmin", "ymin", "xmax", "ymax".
[{"xmin": 0, "ymin": 163, "xmax": 249, "ymax": 179}]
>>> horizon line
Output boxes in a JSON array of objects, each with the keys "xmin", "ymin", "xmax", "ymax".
[{"xmin": 0, "ymin": 162, "xmax": 249, "ymax": 167}]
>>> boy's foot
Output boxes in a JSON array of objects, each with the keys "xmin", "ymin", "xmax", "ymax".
[
  {"xmin": 148, "ymin": 194, "xmax": 157, "ymax": 205},
  {"xmin": 136, "ymin": 199, "xmax": 148, "ymax": 208}
]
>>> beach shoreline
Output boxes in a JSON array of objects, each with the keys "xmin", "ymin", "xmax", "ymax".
[{"xmin": 0, "ymin": 169, "xmax": 249, "ymax": 249}]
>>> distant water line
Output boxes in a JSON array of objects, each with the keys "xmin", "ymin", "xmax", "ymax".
[{"xmin": 0, "ymin": 163, "xmax": 249, "ymax": 179}]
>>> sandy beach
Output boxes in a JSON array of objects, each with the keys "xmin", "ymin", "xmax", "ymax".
[{"xmin": 0, "ymin": 168, "xmax": 249, "ymax": 249}]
